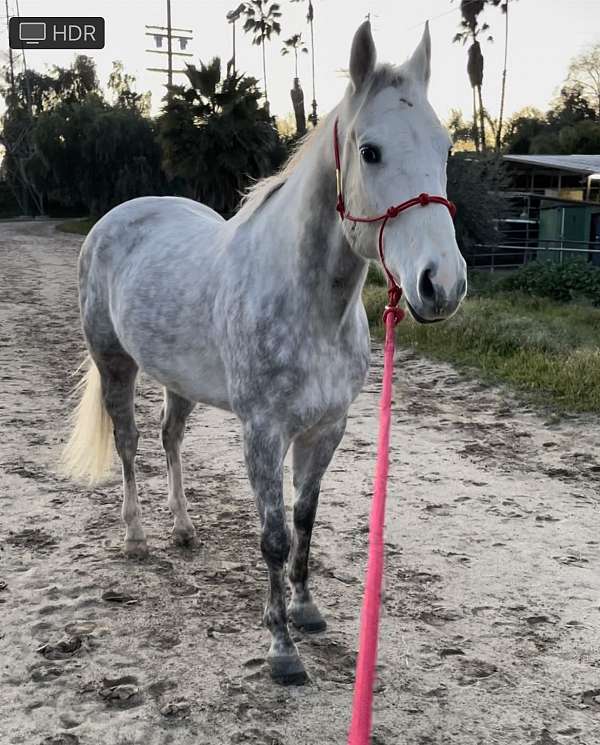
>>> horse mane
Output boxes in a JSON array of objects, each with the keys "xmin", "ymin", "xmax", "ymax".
[
  {"xmin": 238, "ymin": 111, "xmax": 333, "ymax": 219},
  {"xmin": 237, "ymin": 65, "xmax": 405, "ymax": 220}
]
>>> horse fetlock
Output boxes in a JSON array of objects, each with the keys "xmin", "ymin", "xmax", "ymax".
[
  {"xmin": 171, "ymin": 520, "xmax": 198, "ymax": 546},
  {"xmin": 124, "ymin": 536, "xmax": 148, "ymax": 559}
]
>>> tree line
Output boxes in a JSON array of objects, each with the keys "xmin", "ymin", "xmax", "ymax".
[
  {"xmin": 450, "ymin": 0, "xmax": 600, "ymax": 154},
  {"xmin": 0, "ymin": 0, "xmax": 597, "ymax": 250}
]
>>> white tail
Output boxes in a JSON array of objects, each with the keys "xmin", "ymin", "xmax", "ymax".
[{"xmin": 61, "ymin": 356, "xmax": 114, "ymax": 485}]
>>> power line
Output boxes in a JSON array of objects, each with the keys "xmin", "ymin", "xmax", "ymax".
[{"xmin": 405, "ymin": 0, "xmax": 518, "ymax": 33}]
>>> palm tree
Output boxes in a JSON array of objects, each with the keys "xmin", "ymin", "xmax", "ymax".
[
  {"xmin": 281, "ymin": 33, "xmax": 308, "ymax": 135},
  {"xmin": 226, "ymin": 3, "xmax": 246, "ymax": 78},
  {"xmin": 159, "ymin": 57, "xmax": 284, "ymax": 214},
  {"xmin": 291, "ymin": 0, "xmax": 317, "ymax": 125},
  {"xmin": 242, "ymin": 0, "xmax": 282, "ymax": 114},
  {"xmin": 281, "ymin": 33, "xmax": 308, "ymax": 79},
  {"xmin": 454, "ymin": 0, "xmax": 492, "ymax": 152}
]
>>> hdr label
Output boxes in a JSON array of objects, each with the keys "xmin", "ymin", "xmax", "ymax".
[{"xmin": 9, "ymin": 17, "xmax": 105, "ymax": 49}]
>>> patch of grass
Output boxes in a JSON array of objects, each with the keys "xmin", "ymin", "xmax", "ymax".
[
  {"xmin": 363, "ymin": 284, "xmax": 600, "ymax": 414},
  {"xmin": 56, "ymin": 217, "xmax": 97, "ymax": 235}
]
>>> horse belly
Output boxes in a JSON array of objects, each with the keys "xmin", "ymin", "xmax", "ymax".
[{"xmin": 138, "ymin": 344, "xmax": 231, "ymax": 409}]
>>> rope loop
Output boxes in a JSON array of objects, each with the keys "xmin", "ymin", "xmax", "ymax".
[{"xmin": 382, "ymin": 305, "xmax": 405, "ymax": 326}]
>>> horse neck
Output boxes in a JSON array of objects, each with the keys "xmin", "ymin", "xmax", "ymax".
[{"xmin": 271, "ymin": 116, "xmax": 368, "ymax": 324}]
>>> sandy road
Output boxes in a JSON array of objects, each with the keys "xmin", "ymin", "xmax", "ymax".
[{"xmin": 0, "ymin": 220, "xmax": 599, "ymax": 745}]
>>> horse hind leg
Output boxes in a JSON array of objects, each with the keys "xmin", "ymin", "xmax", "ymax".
[
  {"xmin": 288, "ymin": 417, "xmax": 347, "ymax": 633},
  {"xmin": 95, "ymin": 350, "xmax": 147, "ymax": 558},
  {"xmin": 161, "ymin": 389, "xmax": 197, "ymax": 545}
]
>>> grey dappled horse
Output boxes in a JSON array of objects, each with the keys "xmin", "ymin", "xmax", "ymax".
[{"xmin": 63, "ymin": 21, "xmax": 467, "ymax": 684}]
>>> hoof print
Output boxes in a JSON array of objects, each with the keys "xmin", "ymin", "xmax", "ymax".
[{"xmin": 99, "ymin": 675, "xmax": 142, "ymax": 709}]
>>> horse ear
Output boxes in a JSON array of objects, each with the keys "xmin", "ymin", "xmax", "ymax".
[
  {"xmin": 407, "ymin": 21, "xmax": 431, "ymax": 87},
  {"xmin": 349, "ymin": 20, "xmax": 376, "ymax": 93}
]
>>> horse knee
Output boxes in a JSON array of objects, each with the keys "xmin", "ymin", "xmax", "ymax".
[{"xmin": 261, "ymin": 517, "xmax": 291, "ymax": 568}]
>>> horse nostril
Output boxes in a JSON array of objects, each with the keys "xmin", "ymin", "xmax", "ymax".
[{"xmin": 418, "ymin": 268, "xmax": 436, "ymax": 303}]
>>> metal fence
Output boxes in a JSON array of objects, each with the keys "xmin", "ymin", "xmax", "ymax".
[{"xmin": 468, "ymin": 238, "xmax": 600, "ymax": 272}]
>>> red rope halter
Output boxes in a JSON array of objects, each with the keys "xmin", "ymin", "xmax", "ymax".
[{"xmin": 333, "ymin": 117, "xmax": 456, "ymax": 324}]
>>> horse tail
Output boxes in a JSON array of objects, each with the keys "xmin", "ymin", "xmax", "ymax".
[{"xmin": 61, "ymin": 355, "xmax": 114, "ymax": 485}]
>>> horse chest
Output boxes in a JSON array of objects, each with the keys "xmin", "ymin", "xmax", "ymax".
[{"xmin": 229, "ymin": 320, "xmax": 370, "ymax": 430}]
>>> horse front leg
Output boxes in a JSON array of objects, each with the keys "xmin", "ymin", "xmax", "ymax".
[
  {"xmin": 243, "ymin": 421, "xmax": 307, "ymax": 685},
  {"xmin": 288, "ymin": 417, "xmax": 347, "ymax": 632}
]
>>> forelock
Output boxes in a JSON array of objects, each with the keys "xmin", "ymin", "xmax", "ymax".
[{"xmin": 367, "ymin": 64, "xmax": 404, "ymax": 97}]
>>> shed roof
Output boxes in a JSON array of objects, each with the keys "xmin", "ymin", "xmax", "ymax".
[{"xmin": 503, "ymin": 154, "xmax": 600, "ymax": 175}]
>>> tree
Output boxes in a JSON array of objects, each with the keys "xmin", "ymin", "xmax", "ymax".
[
  {"xmin": 502, "ymin": 107, "xmax": 546, "ymax": 153},
  {"xmin": 108, "ymin": 61, "xmax": 151, "ymax": 114},
  {"xmin": 32, "ymin": 98, "xmax": 163, "ymax": 215},
  {"xmin": 281, "ymin": 33, "xmax": 308, "ymax": 135},
  {"xmin": 226, "ymin": 3, "xmax": 246, "ymax": 78},
  {"xmin": 453, "ymin": 0, "xmax": 503, "ymax": 152},
  {"xmin": 548, "ymin": 84, "xmax": 597, "ymax": 128},
  {"xmin": 566, "ymin": 44, "xmax": 600, "ymax": 118},
  {"xmin": 242, "ymin": 1, "xmax": 282, "ymax": 114},
  {"xmin": 157, "ymin": 57, "xmax": 286, "ymax": 215},
  {"xmin": 447, "ymin": 152, "xmax": 508, "ymax": 254},
  {"xmin": 447, "ymin": 109, "xmax": 476, "ymax": 151},
  {"xmin": 291, "ymin": 0, "xmax": 318, "ymax": 125},
  {"xmin": 281, "ymin": 33, "xmax": 308, "ymax": 79},
  {"xmin": 0, "ymin": 55, "xmax": 103, "ymax": 214},
  {"xmin": 0, "ymin": 56, "xmax": 162, "ymax": 216}
]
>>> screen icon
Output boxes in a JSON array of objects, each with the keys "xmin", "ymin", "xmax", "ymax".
[
  {"xmin": 18, "ymin": 21, "xmax": 46, "ymax": 44},
  {"xmin": 9, "ymin": 17, "xmax": 105, "ymax": 50}
]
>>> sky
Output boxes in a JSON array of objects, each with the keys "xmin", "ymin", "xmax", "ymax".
[{"xmin": 1, "ymin": 0, "xmax": 599, "ymax": 125}]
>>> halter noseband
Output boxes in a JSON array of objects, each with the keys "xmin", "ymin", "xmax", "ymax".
[{"xmin": 333, "ymin": 118, "xmax": 457, "ymax": 322}]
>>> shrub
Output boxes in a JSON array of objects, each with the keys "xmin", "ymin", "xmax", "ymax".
[{"xmin": 498, "ymin": 259, "xmax": 600, "ymax": 305}]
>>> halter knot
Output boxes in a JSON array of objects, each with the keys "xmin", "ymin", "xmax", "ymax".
[
  {"xmin": 386, "ymin": 205, "xmax": 401, "ymax": 219},
  {"xmin": 383, "ymin": 304, "xmax": 405, "ymax": 326},
  {"xmin": 418, "ymin": 192, "xmax": 431, "ymax": 206}
]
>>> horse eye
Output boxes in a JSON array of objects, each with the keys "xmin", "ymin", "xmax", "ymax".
[{"xmin": 360, "ymin": 145, "xmax": 381, "ymax": 164}]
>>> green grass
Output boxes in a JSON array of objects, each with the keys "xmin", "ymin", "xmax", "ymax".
[
  {"xmin": 363, "ymin": 283, "xmax": 600, "ymax": 414},
  {"xmin": 56, "ymin": 217, "xmax": 97, "ymax": 235}
]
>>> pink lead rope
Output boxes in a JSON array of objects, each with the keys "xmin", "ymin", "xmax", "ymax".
[{"xmin": 333, "ymin": 118, "xmax": 457, "ymax": 745}]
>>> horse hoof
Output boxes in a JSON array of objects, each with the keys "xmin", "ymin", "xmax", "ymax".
[
  {"xmin": 289, "ymin": 602, "xmax": 327, "ymax": 634},
  {"xmin": 124, "ymin": 539, "xmax": 148, "ymax": 559},
  {"xmin": 172, "ymin": 527, "xmax": 198, "ymax": 547},
  {"xmin": 269, "ymin": 654, "xmax": 309, "ymax": 686}
]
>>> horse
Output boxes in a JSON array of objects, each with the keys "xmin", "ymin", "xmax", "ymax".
[{"xmin": 62, "ymin": 20, "xmax": 467, "ymax": 685}]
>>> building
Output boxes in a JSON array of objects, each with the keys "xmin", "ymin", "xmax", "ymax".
[{"xmin": 500, "ymin": 154, "xmax": 600, "ymax": 267}]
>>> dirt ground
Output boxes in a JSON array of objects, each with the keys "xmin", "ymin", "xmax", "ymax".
[{"xmin": 1, "ymin": 220, "xmax": 599, "ymax": 745}]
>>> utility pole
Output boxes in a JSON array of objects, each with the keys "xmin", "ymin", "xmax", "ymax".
[
  {"xmin": 166, "ymin": 0, "xmax": 172, "ymax": 89},
  {"xmin": 145, "ymin": 0, "xmax": 193, "ymax": 102},
  {"xmin": 4, "ymin": 0, "xmax": 15, "ymax": 95}
]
